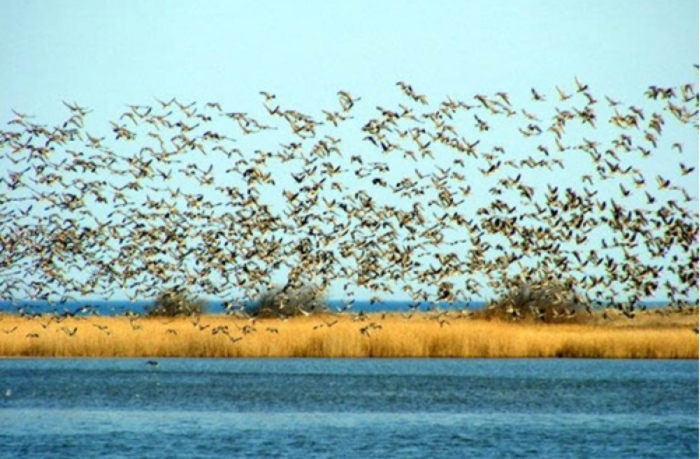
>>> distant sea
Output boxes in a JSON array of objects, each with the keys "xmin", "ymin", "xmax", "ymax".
[
  {"xmin": 0, "ymin": 298, "xmax": 674, "ymax": 316},
  {"xmin": 0, "ymin": 299, "xmax": 482, "ymax": 316}
]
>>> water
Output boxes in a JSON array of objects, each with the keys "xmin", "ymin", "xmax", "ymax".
[
  {"xmin": 0, "ymin": 359, "xmax": 697, "ymax": 458},
  {"xmin": 0, "ymin": 299, "xmax": 483, "ymax": 316},
  {"xmin": 0, "ymin": 298, "xmax": 674, "ymax": 317}
]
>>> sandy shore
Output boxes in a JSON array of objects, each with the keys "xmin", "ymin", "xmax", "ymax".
[{"xmin": 0, "ymin": 309, "xmax": 697, "ymax": 359}]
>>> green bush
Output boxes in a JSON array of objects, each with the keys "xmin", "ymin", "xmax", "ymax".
[{"xmin": 145, "ymin": 288, "xmax": 207, "ymax": 317}]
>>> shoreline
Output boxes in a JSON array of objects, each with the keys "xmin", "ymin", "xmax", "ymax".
[{"xmin": 1, "ymin": 310, "xmax": 697, "ymax": 359}]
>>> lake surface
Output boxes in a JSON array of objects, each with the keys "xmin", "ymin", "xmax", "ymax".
[{"xmin": 0, "ymin": 359, "xmax": 697, "ymax": 458}]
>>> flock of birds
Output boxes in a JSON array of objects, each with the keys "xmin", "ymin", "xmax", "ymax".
[{"xmin": 0, "ymin": 76, "xmax": 698, "ymax": 321}]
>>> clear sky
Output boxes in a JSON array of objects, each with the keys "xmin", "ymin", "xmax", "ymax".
[
  {"xmin": 1, "ymin": 0, "xmax": 697, "ymax": 118},
  {"xmin": 0, "ymin": 0, "xmax": 698, "ymax": 304}
]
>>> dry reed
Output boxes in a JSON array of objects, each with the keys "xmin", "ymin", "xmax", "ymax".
[{"xmin": 0, "ymin": 310, "xmax": 696, "ymax": 359}]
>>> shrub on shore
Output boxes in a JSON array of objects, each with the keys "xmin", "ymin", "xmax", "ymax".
[
  {"xmin": 480, "ymin": 276, "xmax": 588, "ymax": 323},
  {"xmin": 250, "ymin": 284, "xmax": 328, "ymax": 318},
  {"xmin": 145, "ymin": 288, "xmax": 207, "ymax": 317}
]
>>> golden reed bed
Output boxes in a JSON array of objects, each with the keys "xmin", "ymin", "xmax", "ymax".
[{"xmin": 0, "ymin": 310, "xmax": 697, "ymax": 359}]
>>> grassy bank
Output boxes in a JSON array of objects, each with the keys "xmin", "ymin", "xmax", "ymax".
[{"xmin": 0, "ymin": 310, "xmax": 697, "ymax": 359}]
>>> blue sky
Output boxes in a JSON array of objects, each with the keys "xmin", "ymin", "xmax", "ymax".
[
  {"xmin": 1, "ymin": 0, "xmax": 696, "ymax": 117},
  {"xmin": 0, "ymin": 1, "xmax": 698, "ymax": 303}
]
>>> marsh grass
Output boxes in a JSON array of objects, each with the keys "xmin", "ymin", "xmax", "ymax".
[{"xmin": 0, "ymin": 309, "xmax": 696, "ymax": 359}]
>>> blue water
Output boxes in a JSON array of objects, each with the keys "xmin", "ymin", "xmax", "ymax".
[
  {"xmin": 0, "ymin": 299, "xmax": 676, "ymax": 317},
  {"xmin": 0, "ymin": 299, "xmax": 484, "ymax": 316},
  {"xmin": 0, "ymin": 359, "xmax": 697, "ymax": 458}
]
